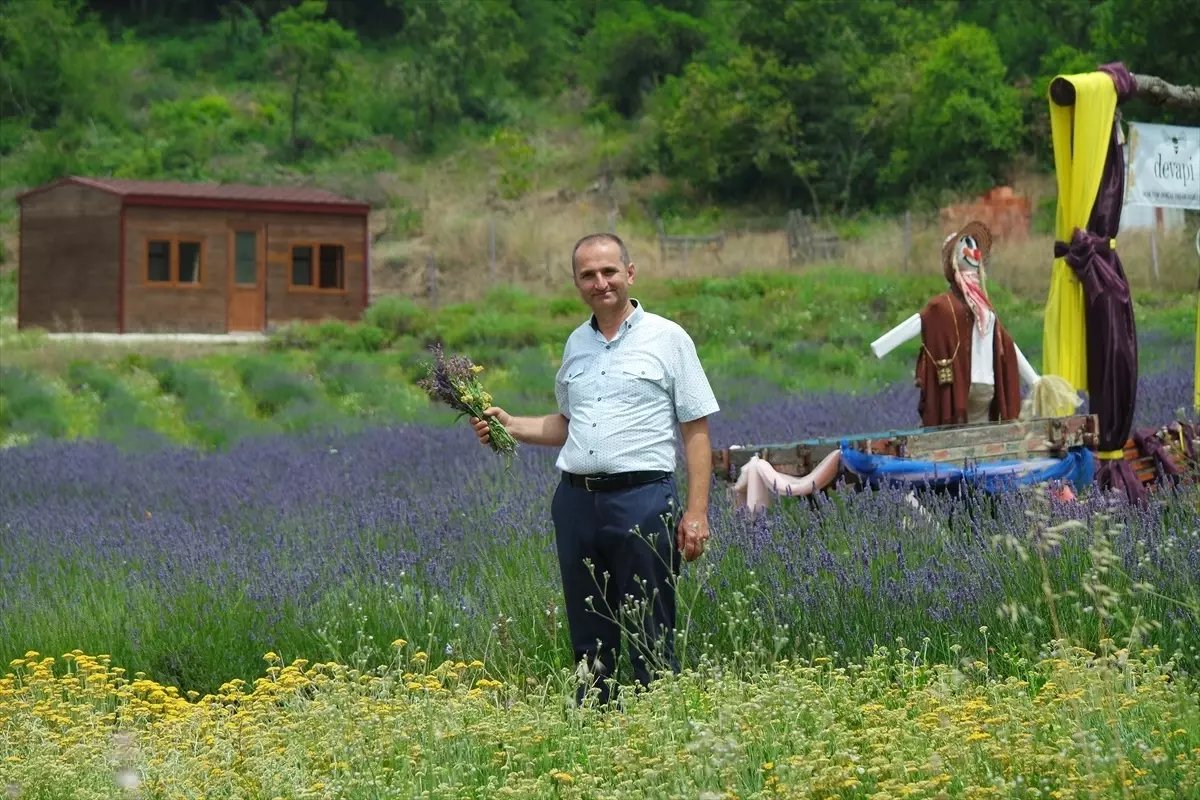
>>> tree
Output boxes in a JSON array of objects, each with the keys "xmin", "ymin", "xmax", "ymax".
[
  {"xmin": 582, "ymin": 0, "xmax": 712, "ymax": 118},
  {"xmin": 389, "ymin": 0, "xmax": 525, "ymax": 147},
  {"xmin": 1092, "ymin": 0, "xmax": 1200, "ymax": 126},
  {"xmin": 878, "ymin": 24, "xmax": 1025, "ymax": 203},
  {"xmin": 0, "ymin": 0, "xmax": 130, "ymax": 150},
  {"xmin": 267, "ymin": 0, "xmax": 357, "ymax": 159},
  {"xmin": 654, "ymin": 47, "xmax": 817, "ymax": 206}
]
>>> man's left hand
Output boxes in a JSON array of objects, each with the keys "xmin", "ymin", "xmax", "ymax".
[{"xmin": 677, "ymin": 510, "xmax": 709, "ymax": 562}]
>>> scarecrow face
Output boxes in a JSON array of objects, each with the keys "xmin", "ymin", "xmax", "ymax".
[{"xmin": 955, "ymin": 234, "xmax": 983, "ymax": 274}]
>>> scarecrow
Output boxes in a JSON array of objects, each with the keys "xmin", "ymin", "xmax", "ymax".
[{"xmin": 871, "ymin": 220, "xmax": 1076, "ymax": 427}]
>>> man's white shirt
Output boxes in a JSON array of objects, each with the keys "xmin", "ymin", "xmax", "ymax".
[{"xmin": 554, "ymin": 299, "xmax": 719, "ymax": 475}]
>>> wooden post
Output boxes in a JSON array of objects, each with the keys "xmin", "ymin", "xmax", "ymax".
[
  {"xmin": 488, "ymin": 217, "xmax": 496, "ymax": 285},
  {"xmin": 1149, "ymin": 220, "xmax": 1160, "ymax": 283},
  {"xmin": 426, "ymin": 252, "xmax": 438, "ymax": 308},
  {"xmin": 903, "ymin": 210, "xmax": 912, "ymax": 272},
  {"xmin": 608, "ymin": 207, "xmax": 616, "ymax": 234},
  {"xmin": 1050, "ymin": 72, "xmax": 1199, "ymax": 110}
]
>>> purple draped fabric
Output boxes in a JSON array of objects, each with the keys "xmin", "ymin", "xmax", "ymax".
[
  {"xmin": 1054, "ymin": 62, "xmax": 1146, "ymax": 504},
  {"xmin": 1132, "ymin": 427, "xmax": 1182, "ymax": 485}
]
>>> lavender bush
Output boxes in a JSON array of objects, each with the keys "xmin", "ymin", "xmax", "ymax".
[{"xmin": 2, "ymin": 365, "xmax": 1196, "ymax": 695}]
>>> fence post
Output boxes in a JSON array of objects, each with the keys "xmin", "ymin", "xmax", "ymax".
[
  {"xmin": 488, "ymin": 217, "xmax": 496, "ymax": 285},
  {"xmin": 1149, "ymin": 223, "xmax": 1160, "ymax": 283},
  {"xmin": 608, "ymin": 207, "xmax": 616, "ymax": 234},
  {"xmin": 903, "ymin": 210, "xmax": 912, "ymax": 272},
  {"xmin": 426, "ymin": 252, "xmax": 438, "ymax": 309}
]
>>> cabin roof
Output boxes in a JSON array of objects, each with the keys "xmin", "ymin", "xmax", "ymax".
[{"xmin": 17, "ymin": 176, "xmax": 370, "ymax": 215}]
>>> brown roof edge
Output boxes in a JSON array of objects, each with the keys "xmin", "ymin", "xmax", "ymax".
[{"xmin": 16, "ymin": 175, "xmax": 371, "ymax": 214}]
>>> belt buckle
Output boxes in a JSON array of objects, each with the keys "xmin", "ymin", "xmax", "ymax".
[{"xmin": 584, "ymin": 475, "xmax": 600, "ymax": 492}]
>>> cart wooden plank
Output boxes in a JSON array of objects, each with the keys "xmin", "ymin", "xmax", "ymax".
[{"xmin": 712, "ymin": 414, "xmax": 1100, "ymax": 482}]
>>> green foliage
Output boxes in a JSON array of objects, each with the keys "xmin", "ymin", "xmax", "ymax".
[
  {"xmin": 0, "ymin": 365, "xmax": 68, "ymax": 440},
  {"xmin": 146, "ymin": 357, "xmax": 257, "ymax": 450},
  {"xmin": 390, "ymin": 0, "xmax": 526, "ymax": 149},
  {"xmin": 486, "ymin": 128, "xmax": 538, "ymax": 200},
  {"xmin": 64, "ymin": 360, "xmax": 158, "ymax": 445},
  {"xmin": 3, "ymin": 270, "xmax": 1193, "ymax": 451},
  {"xmin": 0, "ymin": 270, "xmax": 14, "ymax": 315},
  {"xmin": 362, "ymin": 295, "xmax": 431, "ymax": 340},
  {"xmin": 267, "ymin": 0, "xmax": 358, "ymax": 159},
  {"xmin": 1092, "ymin": 0, "xmax": 1200, "ymax": 127},
  {"xmin": 269, "ymin": 319, "xmax": 389, "ymax": 353},
  {"xmin": 879, "ymin": 24, "xmax": 1025, "ymax": 204},
  {"xmin": 582, "ymin": 0, "xmax": 713, "ymax": 118},
  {"xmin": 0, "ymin": 0, "xmax": 131, "ymax": 141},
  {"xmin": 655, "ymin": 46, "xmax": 813, "ymax": 201},
  {"xmin": 1, "ymin": 0, "xmax": 1194, "ymax": 221}
]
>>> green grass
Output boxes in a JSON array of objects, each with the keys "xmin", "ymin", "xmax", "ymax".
[{"xmin": 1, "ymin": 267, "xmax": 1195, "ymax": 450}]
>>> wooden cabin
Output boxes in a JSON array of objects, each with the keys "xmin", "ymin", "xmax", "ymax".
[{"xmin": 16, "ymin": 176, "xmax": 371, "ymax": 334}]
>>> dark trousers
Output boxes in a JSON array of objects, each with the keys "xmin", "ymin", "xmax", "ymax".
[{"xmin": 550, "ymin": 474, "xmax": 682, "ymax": 706}]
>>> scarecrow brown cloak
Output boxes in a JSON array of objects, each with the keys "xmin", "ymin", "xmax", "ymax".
[{"xmin": 916, "ymin": 290, "xmax": 1022, "ymax": 428}]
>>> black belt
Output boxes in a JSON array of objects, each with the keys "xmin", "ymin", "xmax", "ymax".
[{"xmin": 563, "ymin": 470, "xmax": 670, "ymax": 492}]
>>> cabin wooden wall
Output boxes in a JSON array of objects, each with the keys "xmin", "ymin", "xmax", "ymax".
[
  {"xmin": 122, "ymin": 207, "xmax": 367, "ymax": 333},
  {"xmin": 18, "ymin": 184, "xmax": 121, "ymax": 332}
]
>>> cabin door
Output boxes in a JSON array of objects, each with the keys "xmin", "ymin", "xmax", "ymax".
[{"xmin": 227, "ymin": 227, "xmax": 265, "ymax": 332}]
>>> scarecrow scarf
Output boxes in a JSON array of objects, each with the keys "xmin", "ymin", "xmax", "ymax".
[{"xmin": 946, "ymin": 232, "xmax": 994, "ymax": 335}]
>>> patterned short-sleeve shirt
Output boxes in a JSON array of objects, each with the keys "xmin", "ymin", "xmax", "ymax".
[{"xmin": 554, "ymin": 299, "xmax": 720, "ymax": 475}]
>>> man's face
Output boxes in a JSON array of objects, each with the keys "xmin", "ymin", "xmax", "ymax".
[{"xmin": 573, "ymin": 239, "xmax": 635, "ymax": 315}]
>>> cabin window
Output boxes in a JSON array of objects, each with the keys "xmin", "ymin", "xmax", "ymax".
[
  {"xmin": 178, "ymin": 242, "xmax": 202, "ymax": 283},
  {"xmin": 319, "ymin": 245, "xmax": 344, "ymax": 290},
  {"xmin": 291, "ymin": 246, "xmax": 314, "ymax": 287},
  {"xmin": 145, "ymin": 238, "xmax": 203, "ymax": 286},
  {"xmin": 233, "ymin": 231, "xmax": 258, "ymax": 285},
  {"xmin": 147, "ymin": 241, "xmax": 171, "ymax": 282},
  {"xmin": 290, "ymin": 243, "xmax": 346, "ymax": 291}
]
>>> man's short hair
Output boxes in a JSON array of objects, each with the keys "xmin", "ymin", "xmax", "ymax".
[{"xmin": 572, "ymin": 233, "xmax": 630, "ymax": 273}]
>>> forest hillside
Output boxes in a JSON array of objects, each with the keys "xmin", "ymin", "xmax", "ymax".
[{"xmin": 1, "ymin": 0, "xmax": 1198, "ymax": 300}]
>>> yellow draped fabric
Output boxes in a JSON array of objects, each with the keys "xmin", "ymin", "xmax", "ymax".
[{"xmin": 1043, "ymin": 72, "xmax": 1118, "ymax": 394}]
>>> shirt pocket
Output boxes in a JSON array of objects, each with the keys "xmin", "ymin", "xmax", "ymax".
[
  {"xmin": 616, "ymin": 358, "xmax": 667, "ymax": 403},
  {"xmin": 559, "ymin": 358, "xmax": 594, "ymax": 407}
]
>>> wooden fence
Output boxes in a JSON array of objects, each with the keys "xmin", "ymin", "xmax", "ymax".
[{"xmin": 785, "ymin": 211, "xmax": 841, "ymax": 265}]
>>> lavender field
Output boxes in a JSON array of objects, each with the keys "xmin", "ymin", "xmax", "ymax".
[{"xmin": 2, "ymin": 363, "xmax": 1197, "ymax": 697}]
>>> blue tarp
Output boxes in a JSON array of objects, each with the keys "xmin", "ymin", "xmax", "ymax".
[{"xmin": 838, "ymin": 440, "xmax": 1097, "ymax": 493}]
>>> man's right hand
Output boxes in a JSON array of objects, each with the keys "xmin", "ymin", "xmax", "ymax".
[{"xmin": 470, "ymin": 406, "xmax": 512, "ymax": 446}]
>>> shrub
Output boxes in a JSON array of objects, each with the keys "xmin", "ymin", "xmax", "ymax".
[
  {"xmin": 147, "ymin": 358, "xmax": 257, "ymax": 449},
  {"xmin": 65, "ymin": 360, "xmax": 155, "ymax": 445},
  {"xmin": 0, "ymin": 366, "xmax": 68, "ymax": 440},
  {"xmin": 363, "ymin": 295, "xmax": 430, "ymax": 339}
]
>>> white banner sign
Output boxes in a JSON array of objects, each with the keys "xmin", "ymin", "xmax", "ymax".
[{"xmin": 1126, "ymin": 121, "xmax": 1200, "ymax": 210}]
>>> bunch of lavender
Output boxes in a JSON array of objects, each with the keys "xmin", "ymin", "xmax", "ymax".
[{"xmin": 417, "ymin": 343, "xmax": 518, "ymax": 460}]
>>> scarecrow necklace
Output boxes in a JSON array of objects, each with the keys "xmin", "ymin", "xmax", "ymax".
[{"xmin": 922, "ymin": 294, "xmax": 960, "ymax": 386}]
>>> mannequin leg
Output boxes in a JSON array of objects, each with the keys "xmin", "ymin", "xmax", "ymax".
[{"xmin": 733, "ymin": 452, "xmax": 842, "ymax": 512}]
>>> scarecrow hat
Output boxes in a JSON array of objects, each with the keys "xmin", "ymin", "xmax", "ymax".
[{"xmin": 941, "ymin": 220, "xmax": 993, "ymax": 284}]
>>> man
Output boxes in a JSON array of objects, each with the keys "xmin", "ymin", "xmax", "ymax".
[
  {"xmin": 470, "ymin": 232, "xmax": 719, "ymax": 706},
  {"xmin": 870, "ymin": 220, "xmax": 1047, "ymax": 427}
]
